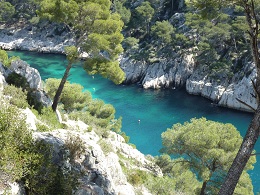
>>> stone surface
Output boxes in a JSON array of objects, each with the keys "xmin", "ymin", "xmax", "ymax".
[
  {"xmin": 32, "ymin": 127, "xmax": 160, "ymax": 195},
  {"xmin": 9, "ymin": 60, "xmax": 42, "ymax": 89},
  {"xmin": 186, "ymin": 62, "xmax": 257, "ymax": 112},
  {"xmin": 21, "ymin": 107, "xmax": 38, "ymax": 131},
  {"xmin": 0, "ymin": 22, "xmax": 74, "ymax": 53},
  {"xmin": 1, "ymin": 59, "xmax": 52, "ymax": 107},
  {"xmin": 121, "ymin": 53, "xmax": 195, "ymax": 89}
]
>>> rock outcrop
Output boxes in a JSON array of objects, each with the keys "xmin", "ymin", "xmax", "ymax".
[
  {"xmin": 186, "ymin": 62, "xmax": 257, "ymax": 112},
  {"xmin": 0, "ymin": 100, "xmax": 160, "ymax": 195},
  {"xmin": 0, "ymin": 21, "xmax": 74, "ymax": 53},
  {"xmin": 16, "ymin": 106, "xmax": 159, "ymax": 195},
  {"xmin": 0, "ymin": 20, "xmax": 258, "ymax": 112},
  {"xmin": 121, "ymin": 53, "xmax": 195, "ymax": 89},
  {"xmin": 33, "ymin": 127, "xmax": 159, "ymax": 195},
  {"xmin": 0, "ymin": 60, "xmax": 52, "ymax": 107}
]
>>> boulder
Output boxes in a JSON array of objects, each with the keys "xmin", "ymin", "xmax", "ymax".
[{"xmin": 21, "ymin": 107, "xmax": 38, "ymax": 131}]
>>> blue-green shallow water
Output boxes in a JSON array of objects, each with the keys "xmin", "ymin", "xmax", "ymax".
[{"xmin": 8, "ymin": 50, "xmax": 259, "ymax": 193}]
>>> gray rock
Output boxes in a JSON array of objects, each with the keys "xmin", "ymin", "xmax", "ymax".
[
  {"xmin": 186, "ymin": 62, "xmax": 257, "ymax": 112},
  {"xmin": 0, "ymin": 63, "xmax": 7, "ymax": 93},
  {"xmin": 8, "ymin": 60, "xmax": 42, "ymax": 89},
  {"xmin": 0, "ymin": 22, "xmax": 74, "ymax": 53},
  {"xmin": 6, "ymin": 60, "xmax": 52, "ymax": 107},
  {"xmin": 121, "ymin": 53, "xmax": 195, "ymax": 89}
]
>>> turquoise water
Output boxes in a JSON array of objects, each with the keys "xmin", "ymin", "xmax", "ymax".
[{"xmin": 8, "ymin": 51, "xmax": 259, "ymax": 193}]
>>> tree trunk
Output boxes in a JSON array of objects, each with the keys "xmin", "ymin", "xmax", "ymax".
[
  {"xmin": 219, "ymin": 0, "xmax": 260, "ymax": 194},
  {"xmin": 218, "ymin": 106, "xmax": 260, "ymax": 194},
  {"xmin": 200, "ymin": 181, "xmax": 207, "ymax": 195},
  {"xmin": 52, "ymin": 61, "xmax": 73, "ymax": 111}
]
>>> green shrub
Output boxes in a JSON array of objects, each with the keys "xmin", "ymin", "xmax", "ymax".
[
  {"xmin": 33, "ymin": 107, "xmax": 62, "ymax": 131},
  {"xmin": 36, "ymin": 123, "xmax": 50, "ymax": 132},
  {"xmin": 3, "ymin": 85, "xmax": 29, "ymax": 108},
  {"xmin": 127, "ymin": 169, "xmax": 148, "ymax": 186},
  {"xmin": 45, "ymin": 78, "xmax": 92, "ymax": 112},
  {"xmin": 98, "ymin": 139, "xmax": 114, "ymax": 155},
  {"xmin": 6, "ymin": 72, "xmax": 29, "ymax": 89},
  {"xmin": 0, "ymin": 49, "xmax": 19, "ymax": 67},
  {"xmin": 64, "ymin": 133, "xmax": 86, "ymax": 162},
  {"xmin": 24, "ymin": 141, "xmax": 79, "ymax": 195},
  {"xmin": 0, "ymin": 101, "xmax": 42, "ymax": 182}
]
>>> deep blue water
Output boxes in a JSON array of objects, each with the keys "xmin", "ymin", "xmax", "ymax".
[{"xmin": 8, "ymin": 51, "xmax": 259, "ymax": 193}]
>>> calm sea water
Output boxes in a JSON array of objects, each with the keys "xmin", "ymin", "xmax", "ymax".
[{"xmin": 8, "ymin": 51, "xmax": 259, "ymax": 193}]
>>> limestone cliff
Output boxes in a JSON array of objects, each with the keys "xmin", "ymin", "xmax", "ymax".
[{"xmin": 0, "ymin": 20, "xmax": 257, "ymax": 112}]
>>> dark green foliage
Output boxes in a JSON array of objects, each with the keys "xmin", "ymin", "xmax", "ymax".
[
  {"xmin": 24, "ymin": 141, "xmax": 79, "ymax": 195},
  {"xmin": 112, "ymin": 0, "xmax": 131, "ymax": 25},
  {"xmin": 0, "ymin": 1, "xmax": 15, "ymax": 22},
  {"xmin": 151, "ymin": 20, "xmax": 175, "ymax": 45},
  {"xmin": 6, "ymin": 72, "xmax": 29, "ymax": 89},
  {"xmin": 38, "ymin": 0, "xmax": 125, "ymax": 111},
  {"xmin": 184, "ymin": 3, "xmax": 252, "ymax": 79}
]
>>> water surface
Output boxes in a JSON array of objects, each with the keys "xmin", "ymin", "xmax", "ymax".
[{"xmin": 8, "ymin": 51, "xmax": 259, "ymax": 193}]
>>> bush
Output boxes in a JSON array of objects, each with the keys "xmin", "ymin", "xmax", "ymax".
[
  {"xmin": 45, "ymin": 78, "xmax": 92, "ymax": 112},
  {"xmin": 6, "ymin": 72, "xmax": 29, "ymax": 89},
  {"xmin": 64, "ymin": 133, "xmax": 86, "ymax": 162},
  {"xmin": 33, "ymin": 107, "xmax": 62, "ymax": 131},
  {"xmin": 24, "ymin": 141, "xmax": 79, "ymax": 195},
  {"xmin": 127, "ymin": 169, "xmax": 148, "ymax": 186},
  {"xmin": 98, "ymin": 139, "xmax": 114, "ymax": 155},
  {"xmin": 3, "ymin": 85, "xmax": 29, "ymax": 108},
  {"xmin": 0, "ymin": 101, "xmax": 41, "ymax": 182}
]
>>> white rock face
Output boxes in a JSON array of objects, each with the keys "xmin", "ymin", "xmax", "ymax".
[
  {"xmin": 21, "ymin": 108, "xmax": 38, "ymax": 130},
  {"xmin": 0, "ymin": 23, "xmax": 74, "ymax": 53},
  {"xmin": 186, "ymin": 63, "xmax": 257, "ymax": 112},
  {"xmin": 0, "ymin": 182, "xmax": 25, "ymax": 195},
  {"xmin": 32, "ymin": 128, "xmax": 160, "ymax": 195},
  {"xmin": 8, "ymin": 60, "xmax": 42, "ymax": 89},
  {"xmin": 218, "ymin": 69, "xmax": 257, "ymax": 111},
  {"xmin": 4, "ymin": 59, "xmax": 52, "ymax": 107},
  {"xmin": 121, "ymin": 54, "xmax": 195, "ymax": 89}
]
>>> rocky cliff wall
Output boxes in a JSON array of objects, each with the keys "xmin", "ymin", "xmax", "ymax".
[{"xmin": 0, "ymin": 22, "xmax": 257, "ymax": 112}]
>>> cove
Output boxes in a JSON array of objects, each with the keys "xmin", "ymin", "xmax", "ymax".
[{"xmin": 8, "ymin": 50, "xmax": 259, "ymax": 193}]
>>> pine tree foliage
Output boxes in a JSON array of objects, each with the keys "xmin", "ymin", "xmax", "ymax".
[
  {"xmin": 38, "ymin": 0, "xmax": 125, "ymax": 111},
  {"xmin": 161, "ymin": 118, "xmax": 255, "ymax": 195}
]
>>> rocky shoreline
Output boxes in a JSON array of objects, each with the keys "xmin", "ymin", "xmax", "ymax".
[{"xmin": 0, "ymin": 21, "xmax": 257, "ymax": 112}]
